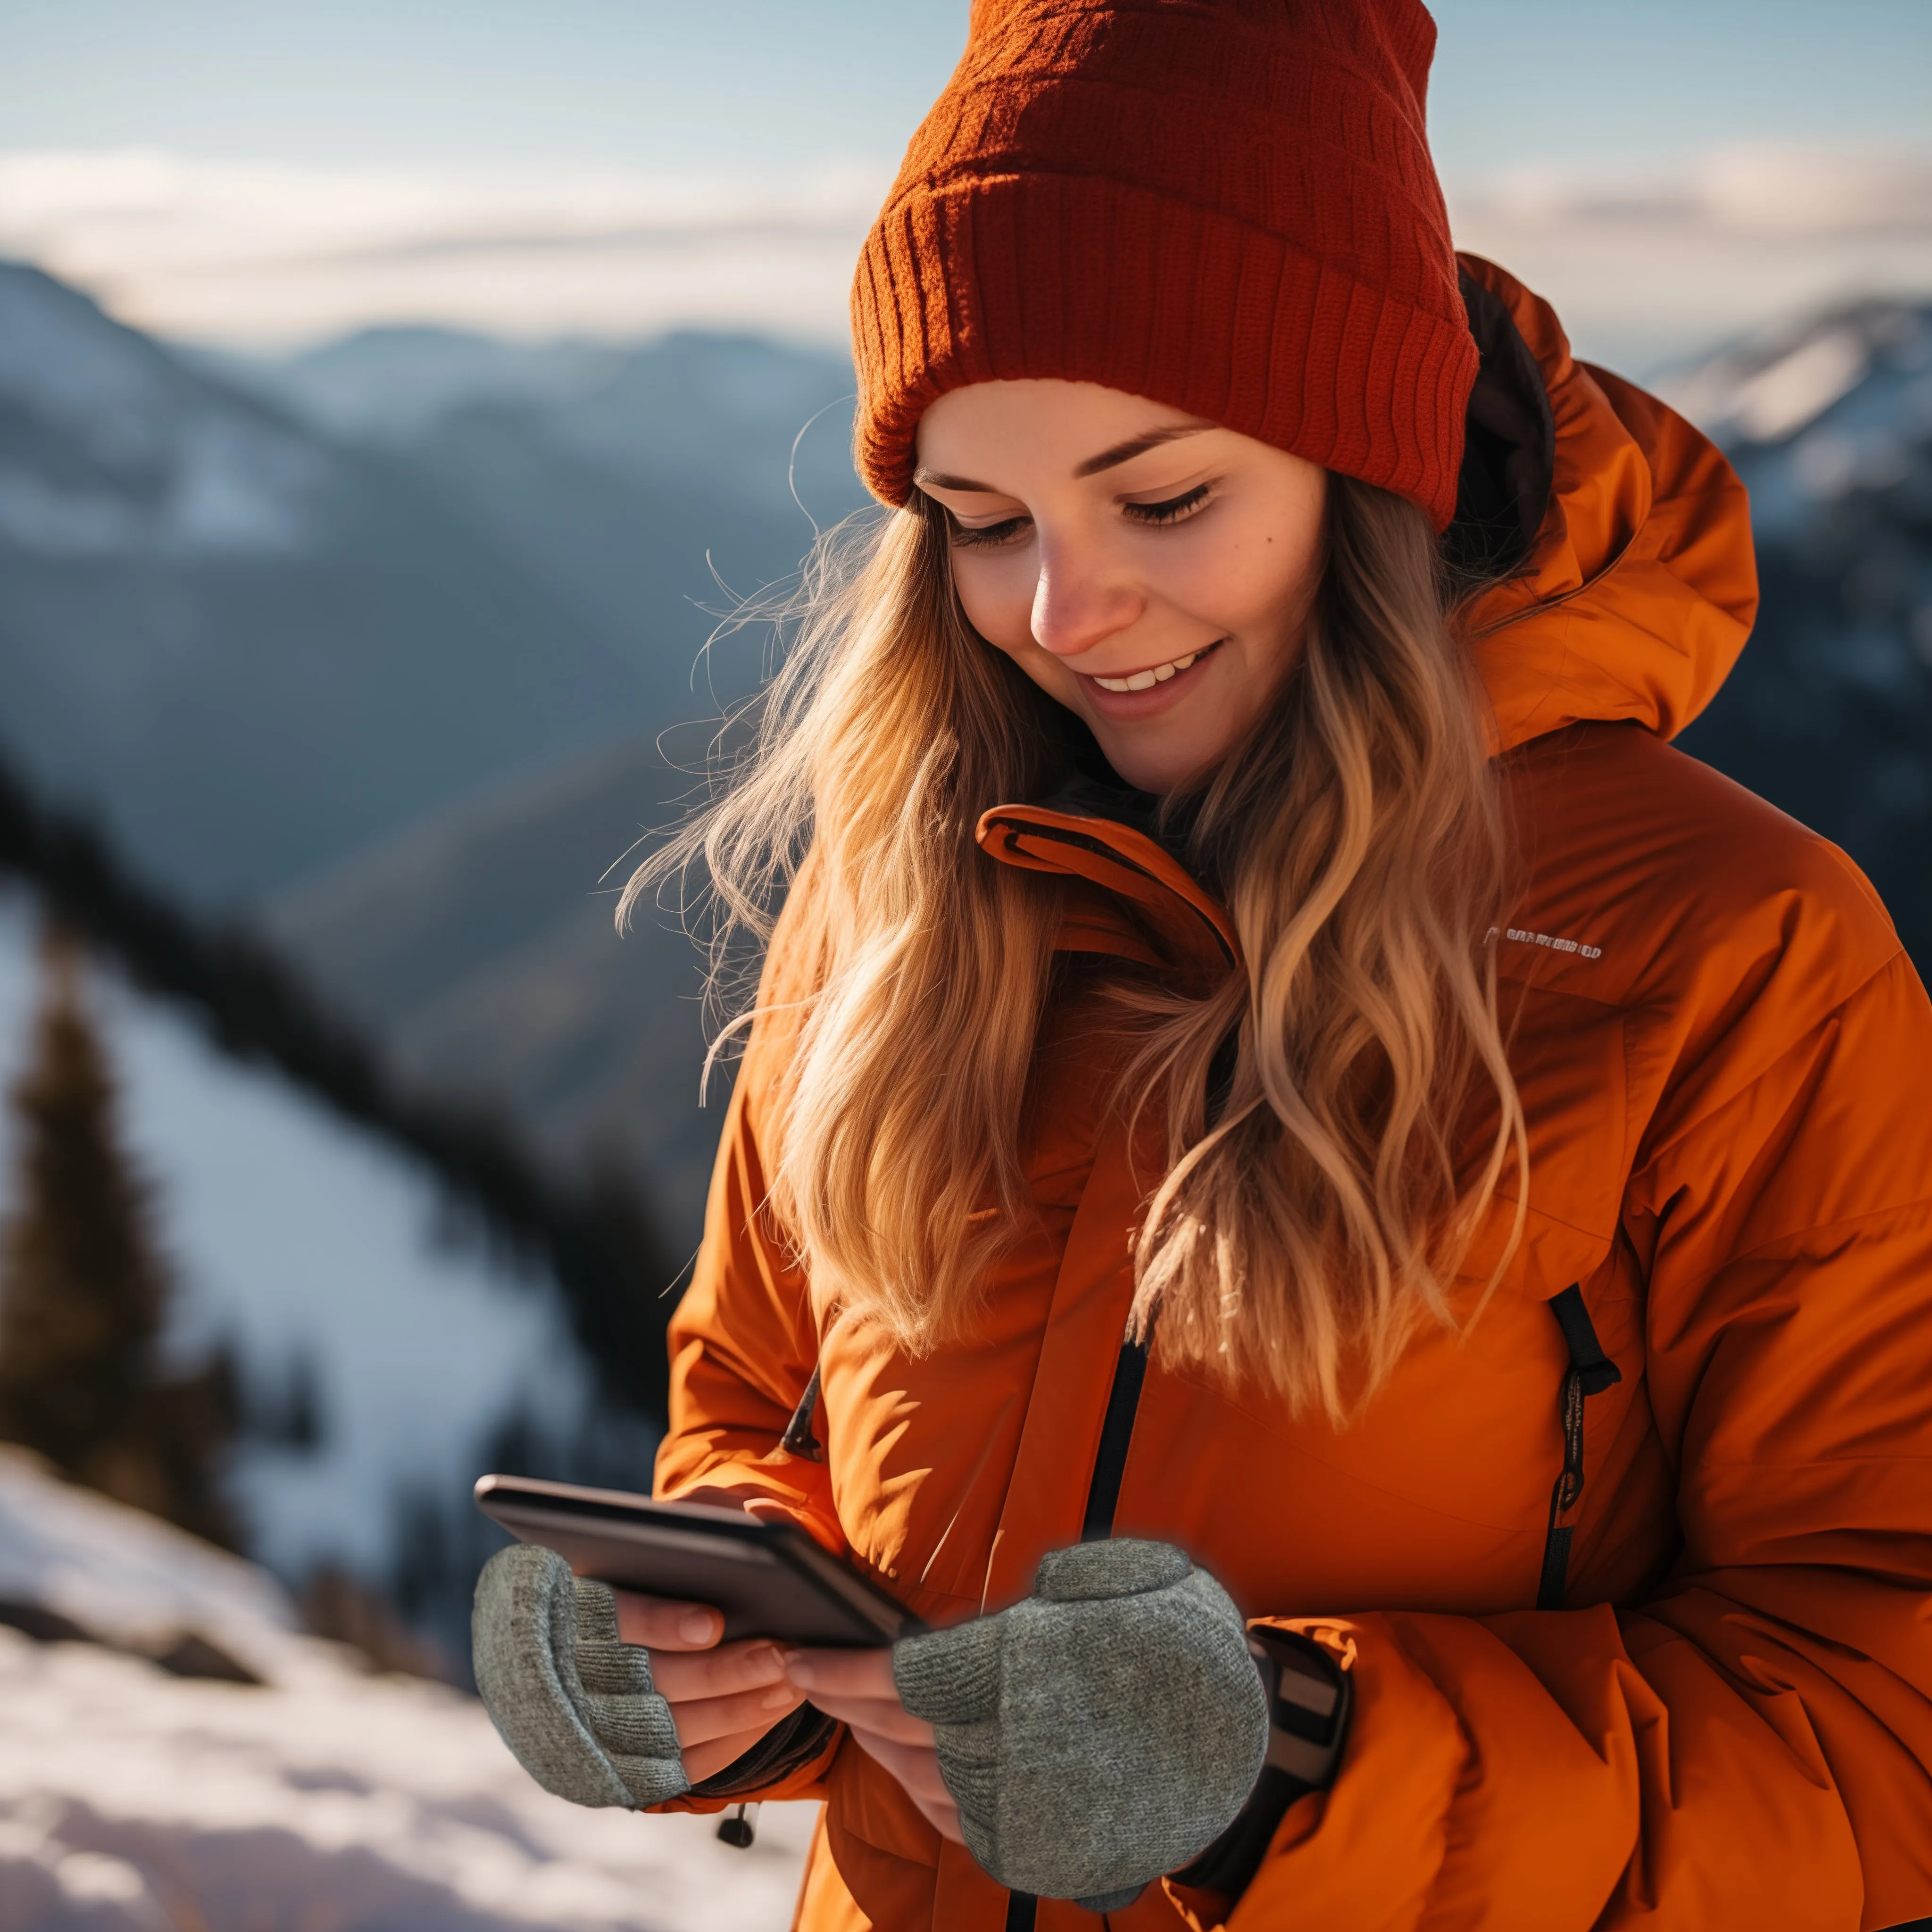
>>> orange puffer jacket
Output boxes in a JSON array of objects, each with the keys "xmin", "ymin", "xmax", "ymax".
[{"xmin": 652, "ymin": 258, "xmax": 1932, "ymax": 1930}]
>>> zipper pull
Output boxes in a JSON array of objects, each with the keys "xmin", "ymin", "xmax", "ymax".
[{"xmin": 716, "ymin": 1801, "xmax": 760, "ymax": 1849}]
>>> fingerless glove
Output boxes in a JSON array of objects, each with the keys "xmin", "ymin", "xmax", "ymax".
[
  {"xmin": 472, "ymin": 1542, "xmax": 689, "ymax": 1809},
  {"xmin": 892, "ymin": 1539, "xmax": 1267, "ymax": 1910}
]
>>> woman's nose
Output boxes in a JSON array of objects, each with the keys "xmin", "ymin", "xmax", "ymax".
[{"xmin": 1030, "ymin": 538, "xmax": 1143, "ymax": 660}]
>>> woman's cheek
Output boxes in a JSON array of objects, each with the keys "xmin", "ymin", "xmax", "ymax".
[
  {"xmin": 1172, "ymin": 519, "xmax": 1307, "ymax": 631},
  {"xmin": 953, "ymin": 561, "xmax": 1035, "ymax": 657},
  {"xmin": 1186, "ymin": 549, "xmax": 1320, "ymax": 670}
]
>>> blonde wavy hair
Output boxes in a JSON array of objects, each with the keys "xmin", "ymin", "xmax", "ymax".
[{"xmin": 624, "ymin": 477, "xmax": 1525, "ymax": 1421}]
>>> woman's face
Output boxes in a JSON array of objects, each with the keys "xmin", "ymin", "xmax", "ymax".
[{"xmin": 915, "ymin": 379, "xmax": 1328, "ymax": 794}]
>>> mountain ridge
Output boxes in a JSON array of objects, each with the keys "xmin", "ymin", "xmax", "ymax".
[{"xmin": 0, "ymin": 265, "xmax": 852, "ymax": 908}]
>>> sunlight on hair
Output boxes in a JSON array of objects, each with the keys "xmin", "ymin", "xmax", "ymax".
[{"xmin": 625, "ymin": 482, "xmax": 1526, "ymax": 1421}]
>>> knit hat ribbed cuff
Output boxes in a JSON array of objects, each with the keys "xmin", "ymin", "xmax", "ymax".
[{"xmin": 853, "ymin": 171, "xmax": 1475, "ymax": 531}]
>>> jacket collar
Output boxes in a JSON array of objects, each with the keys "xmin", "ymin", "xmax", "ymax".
[{"xmin": 975, "ymin": 801, "xmax": 1239, "ymax": 982}]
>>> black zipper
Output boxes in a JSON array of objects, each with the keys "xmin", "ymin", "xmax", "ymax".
[
  {"xmin": 1078, "ymin": 1017, "xmax": 1234, "ymax": 1547},
  {"xmin": 1081, "ymin": 1333, "xmax": 1150, "ymax": 1541},
  {"xmin": 1004, "ymin": 1017, "xmax": 1243, "ymax": 1924},
  {"xmin": 1536, "ymin": 1283, "xmax": 1622, "ymax": 1610},
  {"xmin": 995, "ymin": 1320, "xmax": 1155, "ymax": 1927}
]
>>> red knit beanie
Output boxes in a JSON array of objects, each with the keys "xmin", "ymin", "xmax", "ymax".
[{"xmin": 851, "ymin": 0, "xmax": 1475, "ymax": 531}]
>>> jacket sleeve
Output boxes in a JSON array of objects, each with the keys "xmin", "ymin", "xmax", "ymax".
[
  {"xmin": 653, "ymin": 1068, "xmax": 844, "ymax": 1549},
  {"xmin": 646, "ymin": 916, "xmax": 850, "ymax": 1813},
  {"xmin": 1172, "ymin": 948, "xmax": 1932, "ymax": 1932}
]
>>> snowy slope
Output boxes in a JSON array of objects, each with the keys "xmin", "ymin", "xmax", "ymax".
[
  {"xmin": 0, "ymin": 885, "xmax": 626, "ymax": 1633},
  {"xmin": 0, "ymin": 1451, "xmax": 815, "ymax": 1932},
  {"xmin": 0, "ymin": 1446, "xmax": 305, "ymax": 1680}
]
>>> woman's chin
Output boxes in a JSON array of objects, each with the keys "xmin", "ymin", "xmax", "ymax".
[{"xmin": 1086, "ymin": 728, "xmax": 1221, "ymax": 798}]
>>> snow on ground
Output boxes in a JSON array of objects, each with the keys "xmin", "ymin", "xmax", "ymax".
[
  {"xmin": 0, "ymin": 1446, "xmax": 306, "ymax": 1683},
  {"xmin": 0, "ymin": 1634, "xmax": 818, "ymax": 1932},
  {"xmin": 0, "ymin": 1451, "xmax": 816, "ymax": 1931}
]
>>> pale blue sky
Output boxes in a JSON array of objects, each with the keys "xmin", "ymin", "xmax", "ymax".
[{"xmin": 5, "ymin": 0, "xmax": 1930, "ymax": 175}]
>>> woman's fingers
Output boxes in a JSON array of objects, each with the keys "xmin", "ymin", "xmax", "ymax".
[
  {"xmin": 784, "ymin": 1648, "xmax": 936, "ymax": 1747},
  {"xmin": 681, "ymin": 1722, "xmax": 790, "ymax": 1786},
  {"xmin": 783, "ymin": 1647, "xmax": 897, "ymax": 1700},
  {"xmin": 666, "ymin": 1676, "xmax": 807, "ymax": 1750},
  {"xmin": 570, "ymin": 1545, "xmax": 818, "ymax": 1783},
  {"xmin": 609, "ymin": 1588, "xmax": 725, "ymax": 1651},
  {"xmin": 787, "ymin": 1649, "xmax": 958, "ymax": 1834},
  {"xmin": 845, "ymin": 1727, "xmax": 965, "ymax": 1843},
  {"xmin": 648, "ymin": 1637, "xmax": 789, "ymax": 1703},
  {"xmin": 791, "ymin": 1689, "xmax": 935, "ymax": 1748}
]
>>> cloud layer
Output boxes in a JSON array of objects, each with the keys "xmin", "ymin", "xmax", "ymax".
[
  {"xmin": 3, "ymin": 143, "xmax": 1930, "ymax": 366},
  {"xmin": 1452, "ymin": 143, "xmax": 1932, "ymax": 370},
  {"xmin": 0, "ymin": 149, "xmax": 891, "ymax": 347}
]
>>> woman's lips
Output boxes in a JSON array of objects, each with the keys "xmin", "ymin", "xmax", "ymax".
[{"xmin": 1076, "ymin": 639, "xmax": 1223, "ymax": 719}]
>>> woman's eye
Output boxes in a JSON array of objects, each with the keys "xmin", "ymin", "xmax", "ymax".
[
  {"xmin": 1123, "ymin": 483, "xmax": 1211, "ymax": 526},
  {"xmin": 949, "ymin": 513, "xmax": 1031, "ymax": 549}
]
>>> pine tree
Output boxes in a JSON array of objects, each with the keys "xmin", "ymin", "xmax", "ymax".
[{"xmin": 0, "ymin": 927, "xmax": 239, "ymax": 1548}]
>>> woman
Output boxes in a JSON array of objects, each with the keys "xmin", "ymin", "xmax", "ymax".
[{"xmin": 474, "ymin": 2, "xmax": 1932, "ymax": 1925}]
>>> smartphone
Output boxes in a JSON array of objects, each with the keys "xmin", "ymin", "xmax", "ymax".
[{"xmin": 473, "ymin": 1474, "xmax": 919, "ymax": 1648}]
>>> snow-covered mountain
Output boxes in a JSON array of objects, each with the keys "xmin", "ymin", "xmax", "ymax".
[
  {"xmin": 208, "ymin": 324, "xmax": 866, "ymax": 725},
  {"xmin": 200, "ymin": 325, "xmax": 869, "ymax": 1247},
  {"xmin": 205, "ymin": 323, "xmax": 864, "ymax": 528},
  {"xmin": 0, "ymin": 1448, "xmax": 815, "ymax": 1931},
  {"xmin": 0, "ymin": 269, "xmax": 872, "ymax": 1643},
  {"xmin": 1658, "ymin": 298, "xmax": 1932, "ymax": 536},
  {"xmin": 0, "ymin": 263, "xmax": 644, "ymax": 905},
  {"xmin": 0, "ymin": 266, "xmax": 848, "ymax": 909},
  {"xmin": 0, "ymin": 270, "xmax": 327, "ymax": 562},
  {"xmin": 1666, "ymin": 298, "xmax": 1932, "ymax": 965},
  {"xmin": 0, "ymin": 265, "xmax": 868, "ymax": 1249}
]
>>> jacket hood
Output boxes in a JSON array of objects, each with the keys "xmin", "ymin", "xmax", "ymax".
[
  {"xmin": 1455, "ymin": 255, "xmax": 1759, "ymax": 754},
  {"xmin": 969, "ymin": 258, "xmax": 1764, "ymax": 966}
]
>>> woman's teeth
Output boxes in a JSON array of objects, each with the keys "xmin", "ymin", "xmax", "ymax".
[{"xmin": 1091, "ymin": 647, "xmax": 1210, "ymax": 693}]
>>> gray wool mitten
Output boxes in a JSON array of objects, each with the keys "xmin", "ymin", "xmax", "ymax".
[
  {"xmin": 892, "ymin": 1539, "xmax": 1267, "ymax": 1911},
  {"xmin": 472, "ymin": 1542, "xmax": 690, "ymax": 1809}
]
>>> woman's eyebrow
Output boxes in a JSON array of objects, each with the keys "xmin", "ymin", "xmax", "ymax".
[
  {"xmin": 913, "ymin": 467, "xmax": 1001, "ymax": 492},
  {"xmin": 913, "ymin": 419, "xmax": 1216, "ymax": 495},
  {"xmin": 1074, "ymin": 420, "xmax": 1215, "ymax": 477}
]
